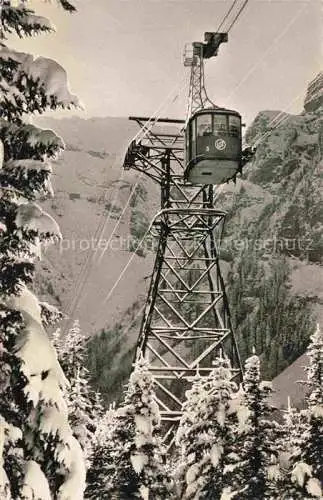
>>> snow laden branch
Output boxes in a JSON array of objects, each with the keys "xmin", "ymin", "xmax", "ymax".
[
  {"xmin": 0, "ymin": 45, "xmax": 81, "ymax": 121},
  {"xmin": 1, "ymin": 3, "xmax": 55, "ymax": 38}
]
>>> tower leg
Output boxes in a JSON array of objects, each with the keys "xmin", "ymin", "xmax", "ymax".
[{"xmin": 136, "ymin": 180, "xmax": 242, "ymax": 445}]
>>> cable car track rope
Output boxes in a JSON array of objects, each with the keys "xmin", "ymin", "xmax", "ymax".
[
  {"xmin": 65, "ymin": 161, "xmax": 127, "ymax": 320},
  {"xmin": 96, "ymin": 76, "xmax": 189, "ymax": 264},
  {"xmin": 216, "ymin": 0, "xmax": 240, "ymax": 32},
  {"xmin": 226, "ymin": 0, "xmax": 249, "ymax": 33},
  {"xmin": 217, "ymin": 1, "xmax": 308, "ymax": 110},
  {"xmin": 65, "ymin": 73, "xmax": 189, "ymax": 329},
  {"xmin": 216, "ymin": 0, "xmax": 249, "ymax": 34},
  {"xmin": 66, "ymin": 1, "xmax": 252, "ymax": 328}
]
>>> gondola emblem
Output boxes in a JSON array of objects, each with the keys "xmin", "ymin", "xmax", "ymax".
[{"xmin": 215, "ymin": 138, "xmax": 226, "ymax": 150}]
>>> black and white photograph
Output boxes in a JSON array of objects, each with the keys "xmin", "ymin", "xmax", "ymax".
[{"xmin": 0, "ymin": 0, "xmax": 322, "ymax": 498}]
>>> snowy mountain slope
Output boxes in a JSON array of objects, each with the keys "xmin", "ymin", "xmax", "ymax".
[
  {"xmin": 271, "ymin": 353, "xmax": 309, "ymax": 410},
  {"xmin": 34, "ymin": 74, "xmax": 322, "ymax": 404}
]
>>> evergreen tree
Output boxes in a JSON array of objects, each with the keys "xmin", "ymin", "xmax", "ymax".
[
  {"xmin": 110, "ymin": 356, "xmax": 173, "ymax": 499},
  {"xmin": 224, "ymin": 353, "xmax": 283, "ymax": 499},
  {"xmin": 85, "ymin": 404, "xmax": 117, "ymax": 500},
  {"xmin": 304, "ymin": 324, "xmax": 323, "ymax": 487},
  {"xmin": 279, "ymin": 398, "xmax": 304, "ymax": 478},
  {"xmin": 285, "ymin": 325, "xmax": 323, "ymax": 498},
  {"xmin": 0, "ymin": 1, "xmax": 85, "ymax": 497},
  {"xmin": 52, "ymin": 320, "xmax": 87, "ymax": 379},
  {"xmin": 174, "ymin": 371, "xmax": 205, "ymax": 498},
  {"xmin": 176, "ymin": 355, "xmax": 238, "ymax": 499},
  {"xmin": 53, "ymin": 320, "xmax": 101, "ymax": 467},
  {"xmin": 66, "ymin": 366, "xmax": 95, "ymax": 466}
]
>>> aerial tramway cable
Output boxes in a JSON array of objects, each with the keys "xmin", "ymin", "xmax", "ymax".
[
  {"xmin": 96, "ymin": 76, "xmax": 189, "ymax": 264},
  {"xmin": 65, "ymin": 73, "xmax": 188, "ymax": 329},
  {"xmin": 226, "ymin": 0, "xmax": 249, "ymax": 33},
  {"xmin": 67, "ymin": 44, "xmax": 189, "ymax": 326},
  {"xmin": 216, "ymin": 0, "xmax": 240, "ymax": 32},
  {"xmin": 251, "ymin": 87, "xmax": 310, "ymax": 148},
  {"xmin": 216, "ymin": 1, "xmax": 307, "ymax": 109},
  {"xmin": 66, "ymin": 165, "xmax": 127, "ymax": 324}
]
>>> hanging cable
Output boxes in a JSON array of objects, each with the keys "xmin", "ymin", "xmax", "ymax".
[
  {"xmin": 66, "ymin": 164, "xmax": 126, "ymax": 320},
  {"xmin": 92, "ymin": 76, "xmax": 187, "ymax": 269},
  {"xmin": 226, "ymin": 0, "xmax": 249, "ymax": 33},
  {"xmin": 90, "ymin": 212, "xmax": 161, "ymax": 332},
  {"xmin": 251, "ymin": 90, "xmax": 304, "ymax": 148},
  {"xmin": 96, "ymin": 174, "xmax": 143, "ymax": 264},
  {"xmin": 100, "ymin": 208, "xmax": 159, "ymax": 306},
  {"xmin": 92, "ymin": 77, "xmax": 186, "ymax": 268},
  {"xmin": 218, "ymin": 2, "xmax": 307, "ymax": 109},
  {"xmin": 216, "ymin": 0, "xmax": 240, "ymax": 32},
  {"xmin": 65, "ymin": 72, "xmax": 188, "ymax": 328}
]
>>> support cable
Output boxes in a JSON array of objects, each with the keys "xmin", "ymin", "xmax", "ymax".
[
  {"xmin": 96, "ymin": 77, "xmax": 189, "ymax": 264},
  {"xmin": 65, "ymin": 73, "xmax": 188, "ymax": 328},
  {"xmin": 218, "ymin": 2, "xmax": 308, "ymax": 107},
  {"xmin": 226, "ymin": 0, "xmax": 249, "ymax": 33},
  {"xmin": 216, "ymin": 0, "xmax": 240, "ymax": 32}
]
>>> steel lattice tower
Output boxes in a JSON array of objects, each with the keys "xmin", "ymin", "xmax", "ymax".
[
  {"xmin": 124, "ymin": 125, "xmax": 242, "ymax": 446},
  {"xmin": 123, "ymin": 33, "xmax": 244, "ymax": 445}
]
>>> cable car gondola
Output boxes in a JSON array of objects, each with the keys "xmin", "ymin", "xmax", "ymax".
[{"xmin": 184, "ymin": 107, "xmax": 242, "ymax": 185}]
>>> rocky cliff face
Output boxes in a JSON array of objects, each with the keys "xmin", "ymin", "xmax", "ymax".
[
  {"xmin": 219, "ymin": 72, "xmax": 322, "ymax": 385},
  {"xmin": 36, "ymin": 73, "xmax": 322, "ymax": 404}
]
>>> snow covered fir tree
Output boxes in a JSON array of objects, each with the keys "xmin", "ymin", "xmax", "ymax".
[
  {"xmin": 52, "ymin": 320, "xmax": 104, "ymax": 468},
  {"xmin": 0, "ymin": 0, "xmax": 86, "ymax": 498},
  {"xmin": 108, "ymin": 356, "xmax": 173, "ymax": 499},
  {"xmin": 175, "ymin": 355, "xmax": 239, "ymax": 499},
  {"xmin": 0, "ymin": 2, "xmax": 322, "ymax": 499},
  {"xmin": 224, "ymin": 353, "xmax": 283, "ymax": 499},
  {"xmin": 85, "ymin": 404, "xmax": 117, "ymax": 500},
  {"xmin": 283, "ymin": 325, "xmax": 323, "ymax": 499}
]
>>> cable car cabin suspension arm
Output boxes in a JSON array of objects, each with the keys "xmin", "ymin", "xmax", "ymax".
[{"xmin": 184, "ymin": 32, "xmax": 228, "ymax": 117}]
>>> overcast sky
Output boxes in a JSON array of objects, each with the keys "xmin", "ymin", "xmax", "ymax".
[{"xmin": 10, "ymin": 0, "xmax": 322, "ymax": 127}]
